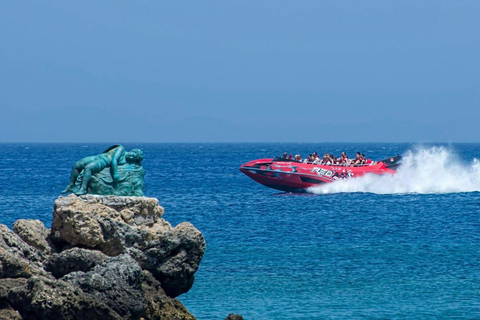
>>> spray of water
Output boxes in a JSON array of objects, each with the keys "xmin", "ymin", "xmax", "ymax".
[{"xmin": 308, "ymin": 146, "xmax": 480, "ymax": 195}]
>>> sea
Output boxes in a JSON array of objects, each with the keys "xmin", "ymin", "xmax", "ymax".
[{"xmin": 1, "ymin": 143, "xmax": 479, "ymax": 319}]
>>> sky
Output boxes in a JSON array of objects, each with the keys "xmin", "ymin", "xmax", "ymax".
[{"xmin": 0, "ymin": 1, "xmax": 479, "ymax": 143}]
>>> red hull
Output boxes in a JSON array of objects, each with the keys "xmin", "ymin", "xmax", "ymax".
[{"xmin": 239, "ymin": 157, "xmax": 400, "ymax": 192}]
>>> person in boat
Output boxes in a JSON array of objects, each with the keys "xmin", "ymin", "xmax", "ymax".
[
  {"xmin": 321, "ymin": 153, "xmax": 333, "ymax": 165},
  {"xmin": 283, "ymin": 152, "xmax": 288, "ymax": 159},
  {"xmin": 307, "ymin": 154, "xmax": 313, "ymax": 163},
  {"xmin": 338, "ymin": 152, "xmax": 348, "ymax": 165},
  {"xmin": 313, "ymin": 154, "xmax": 321, "ymax": 165},
  {"xmin": 288, "ymin": 154, "xmax": 293, "ymax": 160},
  {"xmin": 294, "ymin": 154, "xmax": 302, "ymax": 162},
  {"xmin": 321, "ymin": 153, "xmax": 328, "ymax": 164},
  {"xmin": 330, "ymin": 154, "xmax": 338, "ymax": 165},
  {"xmin": 361, "ymin": 153, "xmax": 367, "ymax": 165},
  {"xmin": 352, "ymin": 152, "xmax": 362, "ymax": 166}
]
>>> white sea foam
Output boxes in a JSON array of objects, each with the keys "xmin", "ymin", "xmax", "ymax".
[{"xmin": 308, "ymin": 146, "xmax": 480, "ymax": 195}]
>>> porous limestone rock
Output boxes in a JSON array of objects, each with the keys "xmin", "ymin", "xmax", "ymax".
[
  {"xmin": 0, "ymin": 194, "xmax": 205, "ymax": 318},
  {"xmin": 137, "ymin": 222, "xmax": 206, "ymax": 297},
  {"xmin": 0, "ymin": 225, "xmax": 46, "ymax": 278},
  {"xmin": 51, "ymin": 195, "xmax": 170, "ymax": 249},
  {"xmin": 0, "ymin": 278, "xmax": 27, "ymax": 320},
  {"xmin": 61, "ymin": 254, "xmax": 150, "ymax": 318},
  {"xmin": 7, "ymin": 275, "xmax": 120, "ymax": 320},
  {"xmin": 6, "ymin": 255, "xmax": 197, "ymax": 320},
  {"xmin": 45, "ymin": 248, "xmax": 107, "ymax": 279},
  {"xmin": 50, "ymin": 194, "xmax": 205, "ymax": 297},
  {"xmin": 0, "ymin": 278, "xmax": 27, "ymax": 301},
  {"xmin": 0, "ymin": 303, "xmax": 22, "ymax": 320},
  {"xmin": 13, "ymin": 219, "xmax": 52, "ymax": 254}
]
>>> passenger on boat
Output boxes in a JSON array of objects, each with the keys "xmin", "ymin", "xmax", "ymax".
[
  {"xmin": 339, "ymin": 151, "xmax": 348, "ymax": 165},
  {"xmin": 283, "ymin": 152, "xmax": 288, "ymax": 159},
  {"xmin": 321, "ymin": 153, "xmax": 329, "ymax": 165},
  {"xmin": 331, "ymin": 154, "xmax": 338, "ymax": 165},
  {"xmin": 352, "ymin": 152, "xmax": 362, "ymax": 166},
  {"xmin": 294, "ymin": 154, "xmax": 302, "ymax": 162},
  {"xmin": 361, "ymin": 154, "xmax": 366, "ymax": 165},
  {"xmin": 288, "ymin": 154, "xmax": 293, "ymax": 160},
  {"xmin": 308, "ymin": 154, "xmax": 313, "ymax": 163},
  {"xmin": 323, "ymin": 153, "xmax": 336, "ymax": 165}
]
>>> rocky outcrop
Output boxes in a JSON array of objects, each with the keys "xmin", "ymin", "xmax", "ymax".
[
  {"xmin": 0, "ymin": 278, "xmax": 25, "ymax": 319},
  {"xmin": 225, "ymin": 314, "xmax": 244, "ymax": 320},
  {"xmin": 45, "ymin": 248, "xmax": 107, "ymax": 278},
  {"xmin": 13, "ymin": 219, "xmax": 53, "ymax": 254},
  {"xmin": 7, "ymin": 276, "xmax": 120, "ymax": 320},
  {"xmin": 51, "ymin": 194, "xmax": 205, "ymax": 297},
  {"xmin": 0, "ymin": 225, "xmax": 46, "ymax": 279},
  {"xmin": 0, "ymin": 195, "xmax": 205, "ymax": 319}
]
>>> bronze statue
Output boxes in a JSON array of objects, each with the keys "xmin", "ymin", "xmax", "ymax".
[{"xmin": 62, "ymin": 145, "xmax": 144, "ymax": 196}]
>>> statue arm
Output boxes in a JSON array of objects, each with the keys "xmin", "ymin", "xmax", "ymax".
[{"xmin": 111, "ymin": 145, "xmax": 125, "ymax": 182}]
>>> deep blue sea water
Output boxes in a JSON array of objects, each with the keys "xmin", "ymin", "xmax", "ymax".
[{"xmin": 1, "ymin": 143, "xmax": 480, "ymax": 319}]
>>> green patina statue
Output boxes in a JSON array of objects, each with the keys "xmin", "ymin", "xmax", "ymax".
[{"xmin": 62, "ymin": 145, "xmax": 145, "ymax": 196}]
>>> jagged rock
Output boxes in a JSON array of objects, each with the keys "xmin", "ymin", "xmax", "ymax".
[
  {"xmin": 141, "ymin": 271, "xmax": 196, "ymax": 320},
  {"xmin": 62, "ymin": 254, "xmax": 146, "ymax": 318},
  {"xmin": 51, "ymin": 195, "xmax": 205, "ymax": 297},
  {"xmin": 59, "ymin": 254, "xmax": 196, "ymax": 319},
  {"xmin": 138, "ymin": 222, "xmax": 206, "ymax": 298},
  {"xmin": 225, "ymin": 314, "xmax": 244, "ymax": 320},
  {"xmin": 51, "ymin": 195, "xmax": 170, "ymax": 251},
  {"xmin": 7, "ymin": 276, "xmax": 120, "ymax": 320},
  {"xmin": 0, "ymin": 225, "xmax": 46, "ymax": 278},
  {"xmin": 45, "ymin": 248, "xmax": 107, "ymax": 279},
  {"xmin": 0, "ymin": 303, "xmax": 22, "ymax": 320},
  {"xmin": 6, "ymin": 255, "xmax": 196, "ymax": 320},
  {"xmin": 0, "ymin": 279, "xmax": 26, "ymax": 320},
  {"xmin": 0, "ymin": 278, "xmax": 27, "ymax": 301},
  {"xmin": 76, "ymin": 195, "xmax": 165, "ymax": 225},
  {"xmin": 0, "ymin": 278, "xmax": 27, "ymax": 300},
  {"xmin": 13, "ymin": 220, "xmax": 52, "ymax": 254},
  {"xmin": 0, "ymin": 225, "xmax": 43, "ymax": 263},
  {"xmin": 1, "ymin": 194, "xmax": 205, "ymax": 319},
  {"xmin": 2, "ymin": 258, "xmax": 197, "ymax": 320}
]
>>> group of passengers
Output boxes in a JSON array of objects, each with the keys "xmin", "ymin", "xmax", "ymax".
[{"xmin": 282, "ymin": 151, "xmax": 371, "ymax": 166}]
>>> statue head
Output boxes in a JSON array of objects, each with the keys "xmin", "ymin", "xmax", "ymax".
[{"xmin": 126, "ymin": 149, "xmax": 144, "ymax": 163}]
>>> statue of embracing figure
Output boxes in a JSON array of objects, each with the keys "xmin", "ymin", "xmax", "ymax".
[{"xmin": 62, "ymin": 145, "xmax": 145, "ymax": 196}]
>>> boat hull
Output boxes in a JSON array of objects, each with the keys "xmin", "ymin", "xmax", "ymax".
[{"xmin": 239, "ymin": 157, "xmax": 400, "ymax": 192}]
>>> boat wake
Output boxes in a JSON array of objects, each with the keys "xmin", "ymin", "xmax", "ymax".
[{"xmin": 308, "ymin": 146, "xmax": 480, "ymax": 195}]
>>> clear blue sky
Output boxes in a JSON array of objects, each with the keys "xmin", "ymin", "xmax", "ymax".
[{"xmin": 1, "ymin": 1, "xmax": 478, "ymax": 142}]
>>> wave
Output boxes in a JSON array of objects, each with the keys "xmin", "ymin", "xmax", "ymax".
[{"xmin": 308, "ymin": 146, "xmax": 480, "ymax": 195}]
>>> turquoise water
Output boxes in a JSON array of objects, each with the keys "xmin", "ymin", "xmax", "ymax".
[{"xmin": 1, "ymin": 143, "xmax": 480, "ymax": 319}]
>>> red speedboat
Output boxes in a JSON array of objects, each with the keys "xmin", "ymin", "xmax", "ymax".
[{"xmin": 240, "ymin": 155, "xmax": 401, "ymax": 192}]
